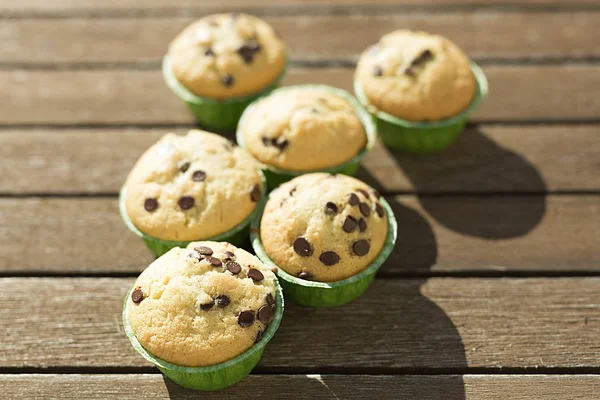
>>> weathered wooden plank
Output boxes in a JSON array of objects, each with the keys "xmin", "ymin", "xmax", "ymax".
[
  {"xmin": 3, "ymin": 12, "xmax": 598, "ymax": 63},
  {"xmin": 0, "ymin": 195, "xmax": 598, "ymax": 274},
  {"xmin": 1, "ymin": 125, "xmax": 598, "ymax": 195},
  {"xmin": 2, "ymin": 374, "xmax": 600, "ymax": 400},
  {"xmin": 1, "ymin": 277, "xmax": 599, "ymax": 369},
  {"xmin": 1, "ymin": 66, "xmax": 598, "ymax": 124},
  {"xmin": 2, "ymin": 0, "xmax": 598, "ymax": 13}
]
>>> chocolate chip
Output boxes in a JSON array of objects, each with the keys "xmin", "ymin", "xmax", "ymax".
[
  {"xmin": 144, "ymin": 198, "xmax": 158, "ymax": 212},
  {"xmin": 250, "ymin": 184, "xmax": 261, "ymax": 202},
  {"xmin": 348, "ymin": 193, "xmax": 359, "ymax": 206},
  {"xmin": 405, "ymin": 49, "xmax": 434, "ymax": 76},
  {"xmin": 320, "ymin": 251, "xmax": 340, "ymax": 266},
  {"xmin": 371, "ymin": 189, "xmax": 381, "ymax": 199},
  {"xmin": 238, "ymin": 310, "xmax": 255, "ymax": 327},
  {"xmin": 248, "ymin": 268, "xmax": 264, "ymax": 282},
  {"xmin": 373, "ymin": 65, "xmax": 383, "ymax": 76},
  {"xmin": 359, "ymin": 202, "xmax": 371, "ymax": 217},
  {"xmin": 353, "ymin": 240, "xmax": 370, "ymax": 256},
  {"xmin": 261, "ymin": 136, "xmax": 273, "ymax": 146},
  {"xmin": 131, "ymin": 288, "xmax": 144, "ymax": 303},
  {"xmin": 290, "ymin": 187, "xmax": 297, "ymax": 196},
  {"xmin": 298, "ymin": 271, "xmax": 313, "ymax": 280},
  {"xmin": 192, "ymin": 170, "xmax": 206, "ymax": 182},
  {"xmin": 194, "ymin": 246, "xmax": 213, "ymax": 256},
  {"xmin": 179, "ymin": 162, "xmax": 190, "ymax": 173},
  {"xmin": 237, "ymin": 40, "xmax": 261, "ymax": 64},
  {"xmin": 254, "ymin": 330, "xmax": 264, "ymax": 343},
  {"xmin": 414, "ymin": 49, "xmax": 433, "ymax": 65},
  {"xmin": 293, "ymin": 237, "xmax": 313, "ymax": 257},
  {"xmin": 206, "ymin": 256, "xmax": 222, "ymax": 267},
  {"xmin": 375, "ymin": 202, "xmax": 385, "ymax": 218},
  {"xmin": 356, "ymin": 189, "xmax": 370, "ymax": 198},
  {"xmin": 266, "ymin": 293, "xmax": 276, "ymax": 306},
  {"xmin": 178, "ymin": 196, "xmax": 195, "ymax": 210},
  {"xmin": 325, "ymin": 202, "xmax": 338, "ymax": 215},
  {"xmin": 188, "ymin": 251, "xmax": 203, "ymax": 261},
  {"xmin": 257, "ymin": 304, "xmax": 274, "ymax": 324},
  {"xmin": 221, "ymin": 74, "xmax": 235, "ymax": 87},
  {"xmin": 215, "ymin": 295, "xmax": 230, "ymax": 308},
  {"xmin": 200, "ymin": 299, "xmax": 214, "ymax": 311},
  {"xmin": 224, "ymin": 251, "xmax": 236, "ymax": 261},
  {"xmin": 358, "ymin": 218, "xmax": 367, "ymax": 232},
  {"xmin": 273, "ymin": 137, "xmax": 288, "ymax": 151},
  {"xmin": 342, "ymin": 216, "xmax": 358, "ymax": 233},
  {"xmin": 204, "ymin": 47, "xmax": 215, "ymax": 56},
  {"xmin": 226, "ymin": 261, "xmax": 241, "ymax": 275}
]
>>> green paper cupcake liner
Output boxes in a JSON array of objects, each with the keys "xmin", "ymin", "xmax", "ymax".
[
  {"xmin": 119, "ymin": 172, "xmax": 267, "ymax": 257},
  {"xmin": 354, "ymin": 62, "xmax": 488, "ymax": 153},
  {"xmin": 163, "ymin": 55, "xmax": 287, "ymax": 132},
  {"xmin": 250, "ymin": 195, "xmax": 398, "ymax": 307},
  {"xmin": 236, "ymin": 84, "xmax": 378, "ymax": 189},
  {"xmin": 123, "ymin": 279, "xmax": 284, "ymax": 391}
]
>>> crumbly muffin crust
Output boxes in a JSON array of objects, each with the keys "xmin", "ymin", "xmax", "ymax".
[
  {"xmin": 355, "ymin": 30, "xmax": 476, "ymax": 121},
  {"xmin": 128, "ymin": 241, "xmax": 278, "ymax": 367},
  {"xmin": 168, "ymin": 13, "xmax": 286, "ymax": 98},
  {"xmin": 260, "ymin": 173, "xmax": 388, "ymax": 282},
  {"xmin": 124, "ymin": 130, "xmax": 263, "ymax": 241},
  {"xmin": 240, "ymin": 87, "xmax": 367, "ymax": 171}
]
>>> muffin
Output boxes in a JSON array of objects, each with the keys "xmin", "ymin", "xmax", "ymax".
[
  {"xmin": 164, "ymin": 13, "xmax": 287, "ymax": 131},
  {"xmin": 121, "ymin": 129, "xmax": 264, "ymax": 255},
  {"xmin": 355, "ymin": 30, "xmax": 475, "ymax": 121},
  {"xmin": 237, "ymin": 85, "xmax": 375, "ymax": 187},
  {"xmin": 261, "ymin": 173, "xmax": 388, "ymax": 282},
  {"xmin": 354, "ymin": 30, "xmax": 487, "ymax": 153},
  {"xmin": 124, "ymin": 241, "xmax": 283, "ymax": 390}
]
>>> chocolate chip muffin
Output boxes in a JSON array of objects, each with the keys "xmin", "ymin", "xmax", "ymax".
[
  {"xmin": 355, "ymin": 30, "xmax": 476, "ymax": 122},
  {"xmin": 128, "ymin": 241, "xmax": 278, "ymax": 367},
  {"xmin": 239, "ymin": 86, "xmax": 368, "ymax": 171},
  {"xmin": 168, "ymin": 13, "xmax": 286, "ymax": 99},
  {"xmin": 124, "ymin": 129, "xmax": 263, "ymax": 241},
  {"xmin": 260, "ymin": 173, "xmax": 388, "ymax": 282}
]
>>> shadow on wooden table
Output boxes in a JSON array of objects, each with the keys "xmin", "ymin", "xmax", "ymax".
[
  {"xmin": 161, "ymin": 200, "xmax": 466, "ymax": 399},
  {"xmin": 360, "ymin": 127, "xmax": 547, "ymax": 239}
]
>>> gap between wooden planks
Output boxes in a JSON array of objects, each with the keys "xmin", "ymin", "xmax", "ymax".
[
  {"xmin": 2, "ymin": 374, "xmax": 600, "ymax": 400},
  {"xmin": 1, "ymin": 12, "xmax": 599, "ymax": 63},
  {"xmin": 1, "ymin": 65, "xmax": 599, "ymax": 124},
  {"xmin": 0, "ymin": 125, "xmax": 598, "ymax": 195},
  {"xmin": 0, "ymin": 195, "xmax": 598, "ymax": 274},
  {"xmin": 0, "ymin": 277, "xmax": 598, "ymax": 370}
]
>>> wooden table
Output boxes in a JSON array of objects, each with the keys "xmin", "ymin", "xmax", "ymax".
[{"xmin": 1, "ymin": 1, "xmax": 599, "ymax": 399}]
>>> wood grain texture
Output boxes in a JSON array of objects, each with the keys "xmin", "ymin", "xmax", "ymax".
[
  {"xmin": 1, "ymin": 125, "xmax": 598, "ymax": 195},
  {"xmin": 1, "ymin": 65, "xmax": 599, "ymax": 124},
  {"xmin": 2, "ymin": 374, "xmax": 600, "ymax": 400},
  {"xmin": 3, "ymin": 12, "xmax": 599, "ymax": 63},
  {"xmin": 1, "ymin": 277, "xmax": 599, "ymax": 369},
  {"xmin": 2, "ymin": 0, "xmax": 598, "ymax": 12},
  {"xmin": 1, "ymin": 195, "xmax": 598, "ymax": 274}
]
